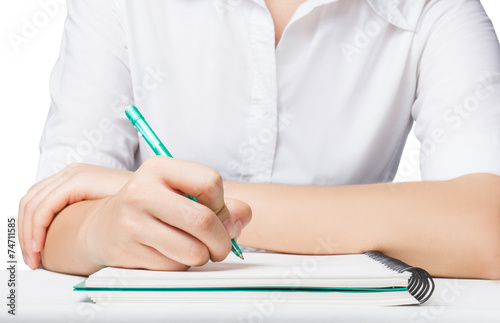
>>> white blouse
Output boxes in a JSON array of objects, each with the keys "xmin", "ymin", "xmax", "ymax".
[{"xmin": 37, "ymin": 0, "xmax": 500, "ymax": 185}]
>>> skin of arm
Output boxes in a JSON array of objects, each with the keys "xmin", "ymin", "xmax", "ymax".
[
  {"xmin": 36, "ymin": 166, "xmax": 499, "ymax": 278},
  {"xmin": 224, "ymin": 173, "xmax": 500, "ymax": 279},
  {"xmin": 41, "ymin": 199, "xmax": 106, "ymax": 275}
]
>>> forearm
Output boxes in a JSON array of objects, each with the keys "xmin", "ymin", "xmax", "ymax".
[
  {"xmin": 41, "ymin": 199, "xmax": 106, "ymax": 276},
  {"xmin": 225, "ymin": 173, "xmax": 500, "ymax": 279}
]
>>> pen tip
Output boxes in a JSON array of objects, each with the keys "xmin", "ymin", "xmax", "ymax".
[{"xmin": 238, "ymin": 254, "xmax": 244, "ymax": 260}]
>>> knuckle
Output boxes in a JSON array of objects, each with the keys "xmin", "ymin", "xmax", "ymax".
[
  {"xmin": 203, "ymin": 169, "xmax": 223, "ymax": 195},
  {"xmin": 64, "ymin": 162, "xmax": 83, "ymax": 171},
  {"xmin": 18, "ymin": 195, "xmax": 27, "ymax": 213},
  {"xmin": 141, "ymin": 157, "xmax": 155, "ymax": 169},
  {"xmin": 23, "ymin": 199, "xmax": 36, "ymax": 217},
  {"xmin": 121, "ymin": 182, "xmax": 147, "ymax": 206},
  {"xmin": 32, "ymin": 208, "xmax": 49, "ymax": 229},
  {"xmin": 211, "ymin": 241, "xmax": 232, "ymax": 263},
  {"xmin": 62, "ymin": 163, "xmax": 82, "ymax": 177},
  {"xmin": 120, "ymin": 211, "xmax": 140, "ymax": 231},
  {"xmin": 22, "ymin": 233, "xmax": 32, "ymax": 252},
  {"xmin": 194, "ymin": 209, "xmax": 216, "ymax": 231},
  {"xmin": 186, "ymin": 242, "xmax": 209, "ymax": 267},
  {"xmin": 142, "ymin": 156, "xmax": 165, "ymax": 170},
  {"xmin": 56, "ymin": 163, "xmax": 83, "ymax": 182},
  {"xmin": 26, "ymin": 185, "xmax": 38, "ymax": 197},
  {"xmin": 118, "ymin": 213, "xmax": 142, "ymax": 241},
  {"xmin": 32, "ymin": 211, "xmax": 42, "ymax": 229}
]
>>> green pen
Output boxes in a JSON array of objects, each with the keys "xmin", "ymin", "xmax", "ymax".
[{"xmin": 125, "ymin": 105, "xmax": 244, "ymax": 260}]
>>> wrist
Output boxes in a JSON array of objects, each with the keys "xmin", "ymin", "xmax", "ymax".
[{"xmin": 81, "ymin": 197, "xmax": 112, "ymax": 271}]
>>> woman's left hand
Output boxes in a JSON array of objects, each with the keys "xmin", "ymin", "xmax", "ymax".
[{"xmin": 18, "ymin": 163, "xmax": 132, "ymax": 269}]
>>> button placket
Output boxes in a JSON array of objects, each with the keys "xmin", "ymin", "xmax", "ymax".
[{"xmin": 239, "ymin": 3, "xmax": 279, "ymax": 183}]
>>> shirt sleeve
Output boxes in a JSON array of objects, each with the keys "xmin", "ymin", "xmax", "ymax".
[
  {"xmin": 412, "ymin": 0, "xmax": 500, "ymax": 181},
  {"xmin": 36, "ymin": 0, "xmax": 138, "ymax": 182}
]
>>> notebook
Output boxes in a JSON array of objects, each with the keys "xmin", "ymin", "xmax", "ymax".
[{"xmin": 74, "ymin": 251, "xmax": 434, "ymax": 306}]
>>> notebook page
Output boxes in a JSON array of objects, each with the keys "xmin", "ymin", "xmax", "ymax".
[{"xmin": 86, "ymin": 252, "xmax": 411, "ymax": 289}]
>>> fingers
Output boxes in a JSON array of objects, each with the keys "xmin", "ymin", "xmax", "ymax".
[
  {"xmin": 139, "ymin": 157, "xmax": 226, "ymax": 213},
  {"xmin": 31, "ymin": 182, "xmax": 79, "ymax": 252},
  {"xmin": 121, "ymin": 184, "xmax": 232, "ymax": 263},
  {"xmin": 90, "ymin": 197, "xmax": 196, "ymax": 270},
  {"xmin": 19, "ymin": 172, "xmax": 65, "ymax": 269},
  {"xmin": 30, "ymin": 166, "xmax": 118, "ymax": 252},
  {"xmin": 138, "ymin": 156, "xmax": 241, "ymax": 234},
  {"xmin": 111, "ymin": 243, "xmax": 190, "ymax": 272},
  {"xmin": 136, "ymin": 214, "xmax": 214, "ymax": 266},
  {"xmin": 133, "ymin": 157, "xmax": 252, "ymax": 262}
]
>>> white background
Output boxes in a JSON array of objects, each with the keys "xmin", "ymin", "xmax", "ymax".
[{"xmin": 1, "ymin": 1, "xmax": 499, "ymax": 270}]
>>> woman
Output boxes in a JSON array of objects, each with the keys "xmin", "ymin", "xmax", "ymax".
[{"xmin": 19, "ymin": 0, "xmax": 500, "ymax": 278}]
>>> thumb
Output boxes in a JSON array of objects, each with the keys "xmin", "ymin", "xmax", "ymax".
[{"xmin": 225, "ymin": 198, "xmax": 252, "ymax": 231}]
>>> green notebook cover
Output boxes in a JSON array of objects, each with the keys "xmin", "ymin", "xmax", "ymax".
[{"xmin": 74, "ymin": 281, "xmax": 407, "ymax": 293}]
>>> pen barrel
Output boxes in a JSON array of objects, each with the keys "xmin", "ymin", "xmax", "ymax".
[
  {"xmin": 136, "ymin": 120, "xmax": 173, "ymax": 157},
  {"xmin": 126, "ymin": 106, "xmax": 173, "ymax": 158}
]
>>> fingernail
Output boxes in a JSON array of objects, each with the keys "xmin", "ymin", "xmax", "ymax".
[
  {"xmin": 235, "ymin": 219, "xmax": 243, "ymax": 232},
  {"xmin": 32, "ymin": 239, "xmax": 37, "ymax": 252},
  {"xmin": 223, "ymin": 218, "xmax": 239, "ymax": 238}
]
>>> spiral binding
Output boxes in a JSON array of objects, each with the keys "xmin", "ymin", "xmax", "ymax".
[{"xmin": 365, "ymin": 251, "xmax": 435, "ymax": 304}]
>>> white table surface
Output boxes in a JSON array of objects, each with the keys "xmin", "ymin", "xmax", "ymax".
[{"xmin": 1, "ymin": 269, "xmax": 499, "ymax": 323}]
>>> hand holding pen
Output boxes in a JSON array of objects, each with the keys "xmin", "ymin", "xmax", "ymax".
[
  {"xmin": 125, "ymin": 105, "xmax": 246, "ymax": 260},
  {"xmin": 78, "ymin": 156, "xmax": 252, "ymax": 272}
]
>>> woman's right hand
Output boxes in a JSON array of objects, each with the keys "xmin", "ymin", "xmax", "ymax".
[{"xmin": 81, "ymin": 156, "xmax": 252, "ymax": 271}]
